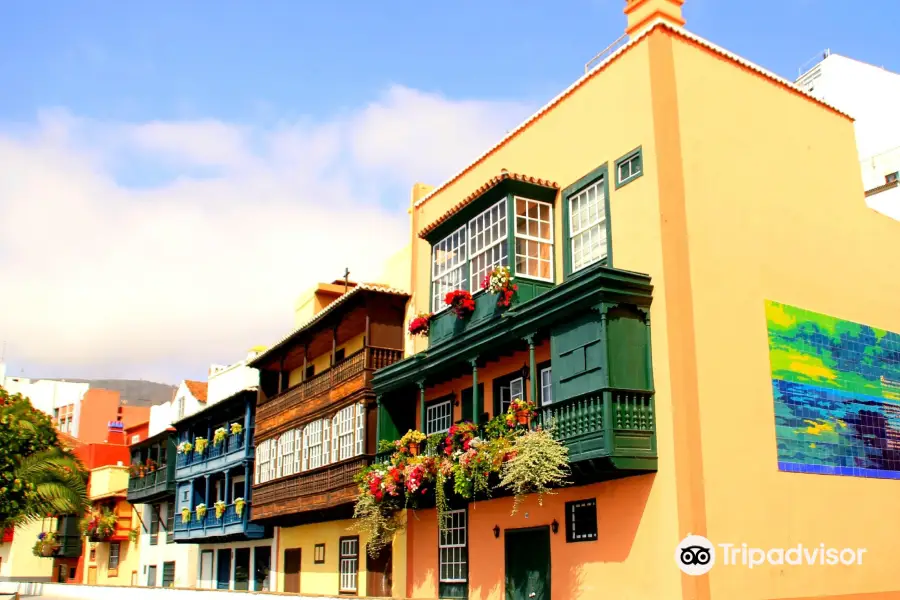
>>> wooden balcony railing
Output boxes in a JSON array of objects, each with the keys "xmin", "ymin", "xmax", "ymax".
[
  {"xmin": 251, "ymin": 455, "xmax": 371, "ymax": 520},
  {"xmin": 258, "ymin": 346, "xmax": 402, "ymax": 423}
]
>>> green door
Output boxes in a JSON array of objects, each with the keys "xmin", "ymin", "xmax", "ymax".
[{"xmin": 505, "ymin": 527, "xmax": 551, "ymax": 600}]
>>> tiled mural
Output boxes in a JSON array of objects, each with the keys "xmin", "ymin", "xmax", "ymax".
[{"xmin": 766, "ymin": 300, "xmax": 900, "ymax": 478}]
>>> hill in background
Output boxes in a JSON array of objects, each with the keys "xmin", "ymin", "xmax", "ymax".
[{"xmin": 60, "ymin": 379, "xmax": 176, "ymax": 407}]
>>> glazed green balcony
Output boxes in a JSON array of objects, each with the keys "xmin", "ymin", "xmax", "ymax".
[
  {"xmin": 128, "ymin": 433, "xmax": 177, "ymax": 504},
  {"xmin": 53, "ymin": 516, "xmax": 82, "ymax": 559}
]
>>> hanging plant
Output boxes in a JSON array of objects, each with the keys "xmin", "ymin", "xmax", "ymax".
[
  {"xmin": 212, "ymin": 428, "xmax": 227, "ymax": 447},
  {"xmin": 177, "ymin": 441, "xmax": 192, "ymax": 454},
  {"xmin": 350, "ymin": 489, "xmax": 403, "ymax": 559},
  {"xmin": 482, "ymin": 266, "xmax": 518, "ymax": 308},
  {"xmin": 128, "ymin": 463, "xmax": 141, "ymax": 477},
  {"xmin": 195, "ymin": 504, "xmax": 207, "ymax": 521},
  {"xmin": 181, "ymin": 508, "xmax": 191, "ymax": 523},
  {"xmin": 398, "ymin": 430, "xmax": 425, "ymax": 456},
  {"xmin": 498, "ymin": 428, "xmax": 570, "ymax": 514},
  {"xmin": 145, "ymin": 458, "xmax": 157, "ymax": 472},
  {"xmin": 32, "ymin": 531, "xmax": 59, "ymax": 558},
  {"xmin": 408, "ymin": 312, "xmax": 433, "ymax": 337},
  {"xmin": 128, "ymin": 528, "xmax": 139, "ymax": 543},
  {"xmin": 506, "ymin": 398, "xmax": 537, "ymax": 428},
  {"xmin": 214, "ymin": 501, "xmax": 227, "ymax": 519},
  {"xmin": 194, "ymin": 438, "xmax": 208, "ymax": 455},
  {"xmin": 230, "ymin": 423, "xmax": 243, "ymax": 436},
  {"xmin": 80, "ymin": 508, "xmax": 117, "ymax": 540},
  {"xmin": 234, "ymin": 497, "xmax": 246, "ymax": 516},
  {"xmin": 444, "ymin": 290, "xmax": 475, "ymax": 319}
]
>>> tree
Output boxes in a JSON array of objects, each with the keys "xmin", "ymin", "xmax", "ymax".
[{"xmin": 0, "ymin": 386, "xmax": 89, "ymax": 529}]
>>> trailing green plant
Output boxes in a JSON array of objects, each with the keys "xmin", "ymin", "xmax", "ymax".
[
  {"xmin": 193, "ymin": 438, "xmax": 208, "ymax": 455},
  {"xmin": 0, "ymin": 387, "xmax": 89, "ymax": 529},
  {"xmin": 212, "ymin": 428, "xmax": 227, "ymax": 447},
  {"xmin": 349, "ymin": 489, "xmax": 403, "ymax": 559},
  {"xmin": 498, "ymin": 427, "xmax": 570, "ymax": 514},
  {"xmin": 32, "ymin": 531, "xmax": 59, "ymax": 557},
  {"xmin": 181, "ymin": 507, "xmax": 191, "ymax": 523},
  {"xmin": 177, "ymin": 441, "xmax": 192, "ymax": 454},
  {"xmin": 234, "ymin": 497, "xmax": 246, "ymax": 516},
  {"xmin": 214, "ymin": 500, "xmax": 226, "ymax": 519},
  {"xmin": 80, "ymin": 507, "xmax": 117, "ymax": 540},
  {"xmin": 229, "ymin": 423, "xmax": 243, "ymax": 436},
  {"xmin": 195, "ymin": 503, "xmax": 207, "ymax": 520},
  {"xmin": 128, "ymin": 527, "xmax": 139, "ymax": 542}
]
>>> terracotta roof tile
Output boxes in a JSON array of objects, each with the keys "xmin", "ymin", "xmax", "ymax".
[
  {"xmin": 418, "ymin": 171, "xmax": 559, "ymax": 239},
  {"xmin": 185, "ymin": 380, "xmax": 208, "ymax": 403}
]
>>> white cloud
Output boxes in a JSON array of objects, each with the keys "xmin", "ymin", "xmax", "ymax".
[{"xmin": 0, "ymin": 85, "xmax": 533, "ymax": 383}]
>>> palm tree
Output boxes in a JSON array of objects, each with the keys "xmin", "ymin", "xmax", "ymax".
[{"xmin": 0, "ymin": 387, "xmax": 90, "ymax": 529}]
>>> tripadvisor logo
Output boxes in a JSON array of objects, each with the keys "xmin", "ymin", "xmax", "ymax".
[{"xmin": 675, "ymin": 535, "xmax": 866, "ymax": 575}]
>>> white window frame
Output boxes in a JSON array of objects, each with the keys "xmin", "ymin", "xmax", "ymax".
[
  {"xmin": 499, "ymin": 377, "xmax": 525, "ymax": 415},
  {"xmin": 540, "ymin": 367, "xmax": 553, "ymax": 405},
  {"xmin": 306, "ymin": 420, "xmax": 323, "ymax": 470},
  {"xmin": 513, "ymin": 196, "xmax": 554, "ymax": 282},
  {"xmin": 616, "ymin": 151, "xmax": 642, "ymax": 186},
  {"xmin": 339, "ymin": 537, "xmax": 359, "ymax": 593},
  {"xmin": 439, "ymin": 509, "xmax": 468, "ymax": 583},
  {"xmin": 425, "ymin": 399, "xmax": 453, "ymax": 435},
  {"xmin": 568, "ymin": 177, "xmax": 608, "ymax": 273},
  {"xmin": 338, "ymin": 405, "xmax": 355, "ymax": 461},
  {"xmin": 355, "ymin": 403, "xmax": 365, "ymax": 456},
  {"xmin": 279, "ymin": 430, "xmax": 294, "ymax": 477},
  {"xmin": 468, "ymin": 199, "xmax": 508, "ymax": 293},
  {"xmin": 431, "ymin": 225, "xmax": 468, "ymax": 313}
]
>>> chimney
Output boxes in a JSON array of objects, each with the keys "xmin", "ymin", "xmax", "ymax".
[
  {"xmin": 624, "ymin": 0, "xmax": 685, "ymax": 38},
  {"xmin": 106, "ymin": 420, "xmax": 125, "ymax": 445}
]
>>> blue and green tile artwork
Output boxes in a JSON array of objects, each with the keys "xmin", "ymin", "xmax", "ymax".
[{"xmin": 766, "ymin": 300, "xmax": 900, "ymax": 478}]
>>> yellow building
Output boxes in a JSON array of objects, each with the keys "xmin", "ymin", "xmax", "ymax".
[
  {"xmin": 81, "ymin": 465, "xmax": 140, "ymax": 586},
  {"xmin": 365, "ymin": 1, "xmax": 900, "ymax": 599}
]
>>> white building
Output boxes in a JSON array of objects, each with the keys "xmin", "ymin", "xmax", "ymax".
[
  {"xmin": 0, "ymin": 362, "xmax": 89, "ymax": 437},
  {"xmin": 796, "ymin": 51, "xmax": 900, "ymax": 220}
]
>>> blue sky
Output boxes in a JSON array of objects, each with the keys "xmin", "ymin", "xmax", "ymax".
[
  {"xmin": 2, "ymin": 0, "xmax": 898, "ymax": 125},
  {"xmin": 0, "ymin": 0, "xmax": 897, "ymax": 384}
]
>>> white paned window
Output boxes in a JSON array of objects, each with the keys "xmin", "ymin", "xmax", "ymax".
[
  {"xmin": 322, "ymin": 418, "xmax": 331, "ymax": 467},
  {"xmin": 306, "ymin": 420, "xmax": 323, "ymax": 470},
  {"xmin": 468, "ymin": 200, "xmax": 508, "ymax": 292},
  {"xmin": 293, "ymin": 429, "xmax": 302, "ymax": 474},
  {"xmin": 569, "ymin": 178, "xmax": 607, "ymax": 272},
  {"xmin": 302, "ymin": 428, "xmax": 310, "ymax": 471},
  {"xmin": 514, "ymin": 197, "xmax": 553, "ymax": 281},
  {"xmin": 355, "ymin": 403, "xmax": 365, "ymax": 456},
  {"xmin": 270, "ymin": 439, "xmax": 279, "ymax": 481},
  {"xmin": 255, "ymin": 439, "xmax": 270, "ymax": 484},
  {"xmin": 431, "ymin": 226, "xmax": 468, "ymax": 312},
  {"xmin": 439, "ymin": 509, "xmax": 468, "ymax": 583},
  {"xmin": 280, "ymin": 431, "xmax": 294, "ymax": 477},
  {"xmin": 500, "ymin": 377, "xmax": 525, "ymax": 414},
  {"xmin": 426, "ymin": 400, "xmax": 453, "ymax": 435},
  {"xmin": 540, "ymin": 367, "xmax": 553, "ymax": 405},
  {"xmin": 339, "ymin": 537, "xmax": 359, "ymax": 593},
  {"xmin": 338, "ymin": 405, "xmax": 354, "ymax": 460},
  {"xmin": 331, "ymin": 415, "xmax": 339, "ymax": 463}
]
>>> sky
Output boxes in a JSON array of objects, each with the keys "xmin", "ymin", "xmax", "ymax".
[{"xmin": 1, "ymin": 0, "xmax": 898, "ymax": 385}]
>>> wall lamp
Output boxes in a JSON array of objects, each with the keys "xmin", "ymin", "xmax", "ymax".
[
  {"xmin": 493, "ymin": 525, "xmax": 500, "ymax": 539},
  {"xmin": 551, "ymin": 519, "xmax": 559, "ymax": 535},
  {"xmin": 519, "ymin": 364, "xmax": 530, "ymax": 381}
]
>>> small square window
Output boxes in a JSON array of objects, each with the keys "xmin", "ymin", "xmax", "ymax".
[
  {"xmin": 886, "ymin": 172, "xmax": 899, "ymax": 184},
  {"xmin": 314, "ymin": 543, "xmax": 326, "ymax": 564},
  {"xmin": 615, "ymin": 148, "xmax": 643, "ymax": 189},
  {"xmin": 565, "ymin": 498, "xmax": 598, "ymax": 543},
  {"xmin": 334, "ymin": 348, "xmax": 346, "ymax": 364},
  {"xmin": 305, "ymin": 365, "xmax": 315, "ymax": 379}
]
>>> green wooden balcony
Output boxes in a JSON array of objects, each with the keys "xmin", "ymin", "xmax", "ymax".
[{"xmin": 536, "ymin": 388, "xmax": 656, "ymax": 473}]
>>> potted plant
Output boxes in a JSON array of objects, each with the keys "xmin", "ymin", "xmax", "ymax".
[
  {"xmin": 399, "ymin": 430, "xmax": 426, "ymax": 456},
  {"xmin": 128, "ymin": 528, "xmax": 139, "ymax": 543},
  {"xmin": 230, "ymin": 423, "xmax": 243, "ymax": 436},
  {"xmin": 145, "ymin": 458, "xmax": 157, "ymax": 473},
  {"xmin": 408, "ymin": 312, "xmax": 433, "ymax": 337},
  {"xmin": 128, "ymin": 463, "xmax": 141, "ymax": 477},
  {"xmin": 80, "ymin": 508, "xmax": 117, "ymax": 541},
  {"xmin": 444, "ymin": 290, "xmax": 475, "ymax": 319},
  {"xmin": 234, "ymin": 497, "xmax": 246, "ymax": 517},
  {"xmin": 213, "ymin": 427, "xmax": 227, "ymax": 447},
  {"xmin": 507, "ymin": 398, "xmax": 536, "ymax": 427},
  {"xmin": 214, "ymin": 500, "xmax": 227, "ymax": 519},
  {"xmin": 32, "ymin": 531, "xmax": 59, "ymax": 557},
  {"xmin": 138, "ymin": 464, "xmax": 146, "ymax": 478},
  {"xmin": 195, "ymin": 504, "xmax": 207, "ymax": 521},
  {"xmin": 482, "ymin": 266, "xmax": 518, "ymax": 308},
  {"xmin": 181, "ymin": 507, "xmax": 191, "ymax": 523},
  {"xmin": 194, "ymin": 437, "xmax": 208, "ymax": 456},
  {"xmin": 177, "ymin": 441, "xmax": 192, "ymax": 454}
]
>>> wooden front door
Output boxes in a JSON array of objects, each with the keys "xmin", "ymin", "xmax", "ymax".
[
  {"xmin": 87, "ymin": 566, "xmax": 97, "ymax": 585},
  {"xmin": 366, "ymin": 543, "xmax": 393, "ymax": 597},
  {"xmin": 283, "ymin": 548, "xmax": 301, "ymax": 593},
  {"xmin": 505, "ymin": 527, "xmax": 551, "ymax": 600}
]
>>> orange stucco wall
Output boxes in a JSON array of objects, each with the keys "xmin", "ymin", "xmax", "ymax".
[{"xmin": 667, "ymin": 33, "xmax": 900, "ymax": 600}]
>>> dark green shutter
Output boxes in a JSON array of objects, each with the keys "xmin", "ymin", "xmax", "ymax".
[{"xmin": 550, "ymin": 311, "xmax": 608, "ymax": 402}]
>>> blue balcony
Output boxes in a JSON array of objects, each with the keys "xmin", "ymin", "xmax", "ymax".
[
  {"xmin": 173, "ymin": 502, "xmax": 265, "ymax": 541},
  {"xmin": 175, "ymin": 432, "xmax": 250, "ymax": 477}
]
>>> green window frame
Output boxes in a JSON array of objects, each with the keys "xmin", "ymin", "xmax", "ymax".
[
  {"xmin": 614, "ymin": 147, "xmax": 643, "ymax": 189},
  {"xmin": 562, "ymin": 164, "xmax": 612, "ymax": 278}
]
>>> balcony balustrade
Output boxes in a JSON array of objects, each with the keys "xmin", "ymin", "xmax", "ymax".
[
  {"xmin": 173, "ymin": 503, "xmax": 264, "ymax": 541},
  {"xmin": 175, "ymin": 433, "xmax": 248, "ymax": 476},
  {"xmin": 126, "ymin": 468, "xmax": 174, "ymax": 504},
  {"xmin": 251, "ymin": 456, "xmax": 371, "ymax": 522}
]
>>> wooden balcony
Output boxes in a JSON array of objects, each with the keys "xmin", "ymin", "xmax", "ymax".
[
  {"xmin": 251, "ymin": 455, "xmax": 371, "ymax": 523},
  {"xmin": 257, "ymin": 346, "xmax": 402, "ymax": 437},
  {"xmin": 127, "ymin": 465, "xmax": 175, "ymax": 504}
]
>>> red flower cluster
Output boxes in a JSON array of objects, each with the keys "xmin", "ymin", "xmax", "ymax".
[
  {"xmin": 444, "ymin": 422, "xmax": 477, "ymax": 455},
  {"xmin": 444, "ymin": 290, "xmax": 475, "ymax": 319},
  {"xmin": 408, "ymin": 312, "xmax": 433, "ymax": 337}
]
